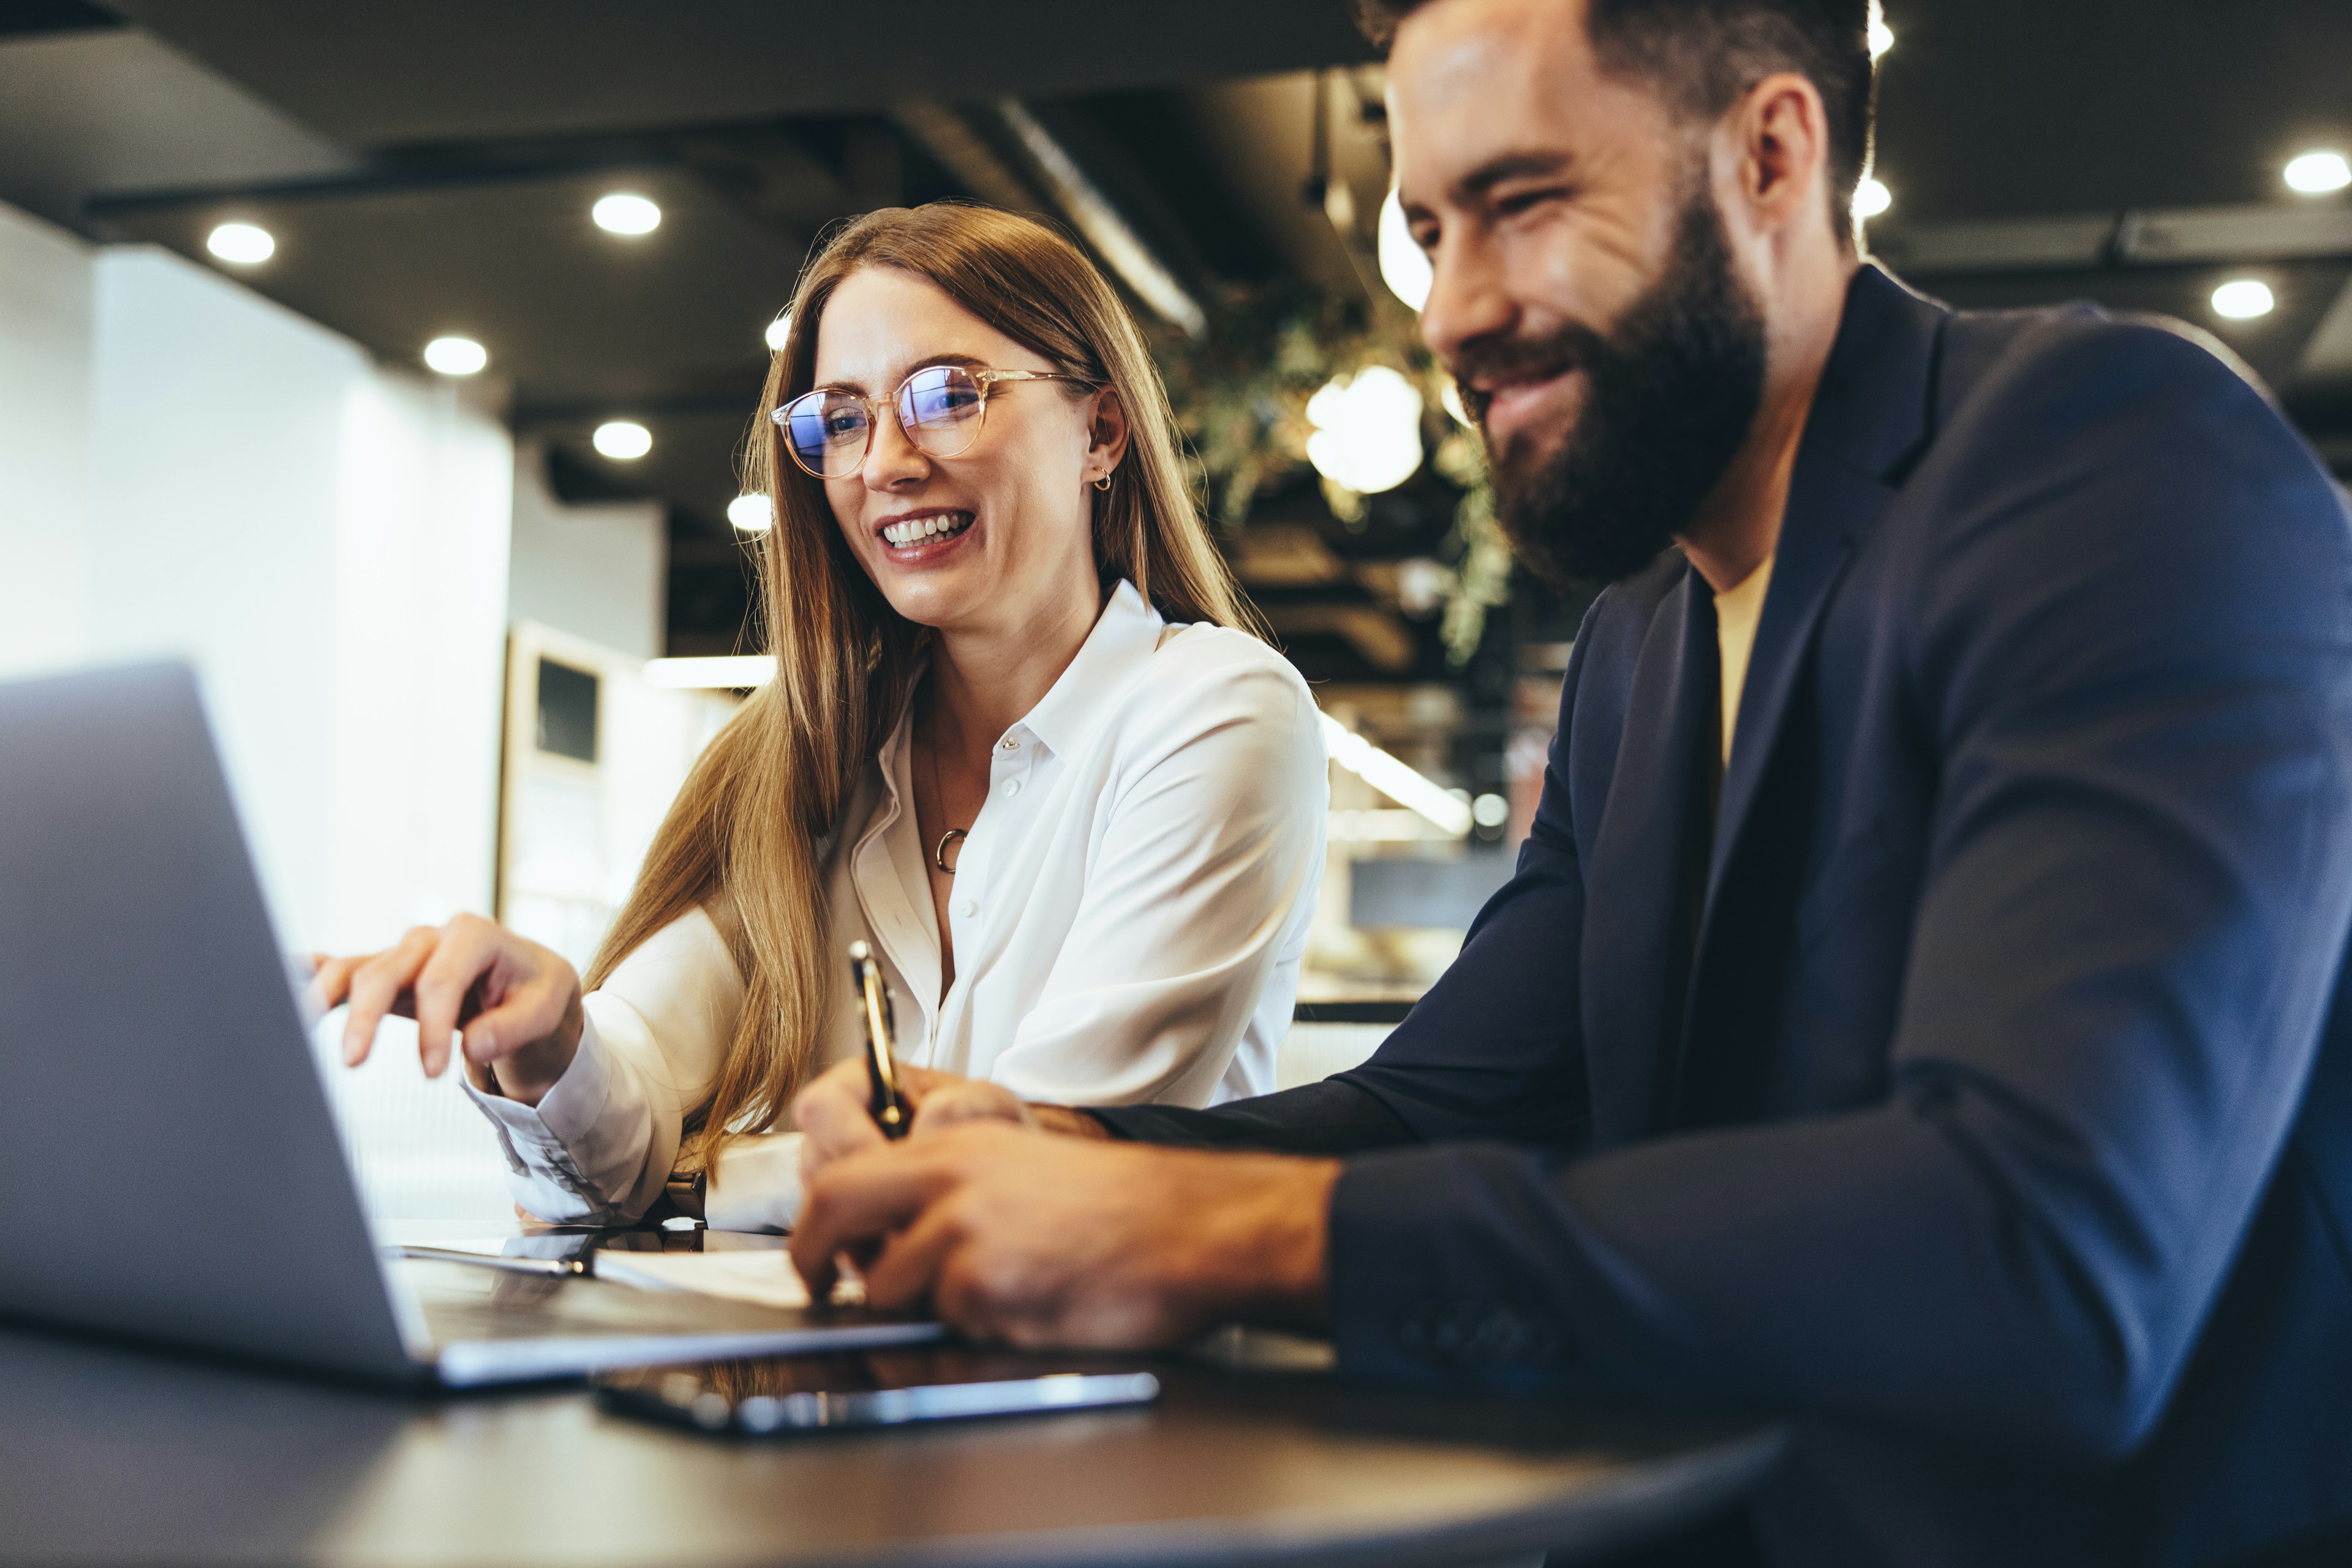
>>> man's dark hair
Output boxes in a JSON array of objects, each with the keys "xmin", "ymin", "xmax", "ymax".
[{"xmin": 1356, "ymin": 0, "xmax": 1876, "ymax": 247}]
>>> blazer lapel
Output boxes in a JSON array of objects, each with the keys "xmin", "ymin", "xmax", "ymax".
[
  {"xmin": 1702, "ymin": 265, "xmax": 1948, "ymax": 913},
  {"xmin": 1580, "ymin": 565, "xmax": 1719, "ymax": 1147}
]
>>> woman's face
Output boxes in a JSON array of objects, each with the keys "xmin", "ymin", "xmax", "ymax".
[{"xmin": 809, "ymin": 266, "xmax": 1122, "ymax": 638}]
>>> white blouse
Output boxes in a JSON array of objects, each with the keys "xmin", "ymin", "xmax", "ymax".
[{"xmin": 464, "ymin": 581, "xmax": 1327, "ymax": 1231}]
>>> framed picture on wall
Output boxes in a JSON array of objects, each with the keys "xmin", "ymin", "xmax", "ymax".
[{"xmin": 497, "ymin": 622, "xmax": 738, "ymax": 971}]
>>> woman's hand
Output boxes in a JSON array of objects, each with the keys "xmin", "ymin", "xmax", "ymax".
[
  {"xmin": 307, "ymin": 913, "xmax": 584, "ymax": 1104},
  {"xmin": 794, "ymin": 1059, "xmax": 1042, "ymax": 1183}
]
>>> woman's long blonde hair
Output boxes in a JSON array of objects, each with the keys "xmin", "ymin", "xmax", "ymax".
[{"xmin": 584, "ymin": 202, "xmax": 1261, "ymax": 1161}]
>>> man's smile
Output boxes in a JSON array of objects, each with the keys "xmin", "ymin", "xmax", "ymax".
[{"xmin": 1476, "ymin": 364, "xmax": 1587, "ymax": 448}]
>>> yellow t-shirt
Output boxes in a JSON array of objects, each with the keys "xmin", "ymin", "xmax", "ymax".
[{"xmin": 1714, "ymin": 555, "xmax": 1776, "ymax": 769}]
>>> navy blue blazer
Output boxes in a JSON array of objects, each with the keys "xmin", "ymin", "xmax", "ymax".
[{"xmin": 1102, "ymin": 266, "xmax": 2352, "ymax": 1566}]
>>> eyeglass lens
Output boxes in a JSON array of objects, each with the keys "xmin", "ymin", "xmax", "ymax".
[{"xmin": 781, "ymin": 365, "xmax": 988, "ymax": 478}]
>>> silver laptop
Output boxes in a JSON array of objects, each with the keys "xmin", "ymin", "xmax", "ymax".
[{"xmin": 0, "ymin": 661, "xmax": 939, "ymax": 1385}]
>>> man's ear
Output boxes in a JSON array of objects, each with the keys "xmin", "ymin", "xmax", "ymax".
[
  {"xmin": 1732, "ymin": 70, "xmax": 1834, "ymax": 242},
  {"xmin": 1087, "ymin": 386, "xmax": 1132, "ymax": 480}
]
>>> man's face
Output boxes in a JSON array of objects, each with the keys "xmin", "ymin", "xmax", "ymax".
[{"xmin": 1392, "ymin": 0, "xmax": 1768, "ymax": 585}]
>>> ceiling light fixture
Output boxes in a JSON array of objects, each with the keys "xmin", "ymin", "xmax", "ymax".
[
  {"xmin": 2284, "ymin": 151, "xmax": 2352, "ymax": 195},
  {"xmin": 1320, "ymin": 714, "xmax": 1472, "ymax": 837},
  {"xmin": 2212, "ymin": 279, "xmax": 2275, "ymax": 320},
  {"xmin": 205, "ymin": 222, "xmax": 275, "ymax": 265},
  {"xmin": 1378, "ymin": 189, "xmax": 1434, "ymax": 312},
  {"xmin": 1853, "ymin": 177, "xmax": 1893, "ymax": 221},
  {"xmin": 1306, "ymin": 366, "xmax": 1425, "ymax": 495},
  {"xmin": 423, "ymin": 336, "xmax": 488, "ymax": 376},
  {"xmin": 727, "ymin": 494, "xmax": 773, "ymax": 533},
  {"xmin": 592, "ymin": 420, "xmax": 652, "ymax": 460},
  {"xmin": 592, "ymin": 194, "xmax": 662, "ymax": 236},
  {"xmin": 764, "ymin": 311, "xmax": 793, "ymax": 352}
]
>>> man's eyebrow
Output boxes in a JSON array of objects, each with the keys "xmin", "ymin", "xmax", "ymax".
[
  {"xmin": 818, "ymin": 350, "xmax": 990, "ymax": 395},
  {"xmin": 1452, "ymin": 150, "xmax": 1577, "ymax": 202}
]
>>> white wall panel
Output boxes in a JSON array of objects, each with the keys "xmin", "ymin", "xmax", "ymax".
[
  {"xmin": 507, "ymin": 437, "xmax": 665, "ymax": 661},
  {"xmin": 0, "ymin": 202, "xmax": 92, "ymax": 677},
  {"xmin": 83, "ymin": 244, "xmax": 513, "ymax": 954}
]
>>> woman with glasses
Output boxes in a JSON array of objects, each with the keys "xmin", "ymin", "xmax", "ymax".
[{"xmin": 315, "ymin": 203, "xmax": 1327, "ymax": 1231}]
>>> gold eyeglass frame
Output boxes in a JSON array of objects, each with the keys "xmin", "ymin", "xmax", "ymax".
[{"xmin": 771, "ymin": 364, "xmax": 1095, "ymax": 480}]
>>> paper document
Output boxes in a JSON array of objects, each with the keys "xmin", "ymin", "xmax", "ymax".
[{"xmin": 592, "ymin": 1250, "xmax": 865, "ymax": 1309}]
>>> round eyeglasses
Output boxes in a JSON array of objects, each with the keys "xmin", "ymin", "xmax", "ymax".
[{"xmin": 771, "ymin": 363, "xmax": 1095, "ymax": 480}]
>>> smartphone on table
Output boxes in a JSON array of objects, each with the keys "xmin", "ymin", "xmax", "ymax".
[{"xmin": 592, "ymin": 1348, "xmax": 1160, "ymax": 1436}]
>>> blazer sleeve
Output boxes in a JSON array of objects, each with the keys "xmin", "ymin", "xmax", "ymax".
[
  {"xmin": 1094, "ymin": 627, "xmax": 1601, "ymax": 1155},
  {"xmin": 1322, "ymin": 324, "xmax": 2352, "ymax": 1466}
]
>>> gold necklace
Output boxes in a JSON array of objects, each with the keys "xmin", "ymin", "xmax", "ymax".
[{"xmin": 925, "ymin": 699, "xmax": 968, "ymax": 876}]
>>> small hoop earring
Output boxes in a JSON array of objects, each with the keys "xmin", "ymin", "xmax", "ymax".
[{"xmin": 1094, "ymin": 472, "xmax": 1114, "ymax": 491}]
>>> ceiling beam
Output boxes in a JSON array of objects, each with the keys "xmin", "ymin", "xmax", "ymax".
[
  {"xmin": 992, "ymin": 98, "xmax": 1207, "ymax": 337},
  {"xmin": 886, "ymin": 102, "xmax": 1047, "ymax": 219},
  {"xmin": 2298, "ymin": 279, "xmax": 2352, "ymax": 379},
  {"xmin": 1872, "ymin": 202, "xmax": 2352, "ymax": 276}
]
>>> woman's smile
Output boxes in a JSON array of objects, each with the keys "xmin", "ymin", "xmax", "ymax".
[{"xmin": 875, "ymin": 505, "xmax": 981, "ymax": 564}]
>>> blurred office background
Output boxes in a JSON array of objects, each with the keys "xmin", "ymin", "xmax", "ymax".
[{"xmin": 2, "ymin": 0, "xmax": 2348, "ymax": 1230}]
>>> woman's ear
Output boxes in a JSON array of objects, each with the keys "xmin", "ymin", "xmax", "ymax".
[{"xmin": 1086, "ymin": 386, "xmax": 1131, "ymax": 483}]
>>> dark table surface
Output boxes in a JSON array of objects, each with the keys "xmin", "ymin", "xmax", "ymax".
[{"xmin": 0, "ymin": 1310, "xmax": 1781, "ymax": 1568}]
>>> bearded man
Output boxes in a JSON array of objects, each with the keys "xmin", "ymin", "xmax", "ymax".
[{"xmin": 786, "ymin": 1, "xmax": 2352, "ymax": 1562}]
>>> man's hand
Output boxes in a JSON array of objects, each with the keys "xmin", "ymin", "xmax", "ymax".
[
  {"xmin": 793, "ymin": 1058, "xmax": 1107, "ymax": 1186},
  {"xmin": 789, "ymin": 1123, "xmax": 1339, "ymax": 1348}
]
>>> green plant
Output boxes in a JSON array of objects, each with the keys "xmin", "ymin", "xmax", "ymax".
[{"xmin": 1153, "ymin": 285, "xmax": 1510, "ymax": 664}]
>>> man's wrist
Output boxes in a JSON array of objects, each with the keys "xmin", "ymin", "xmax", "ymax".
[
  {"xmin": 1185, "ymin": 1153, "xmax": 1340, "ymax": 1332},
  {"xmin": 1032, "ymin": 1104, "xmax": 1112, "ymax": 1140}
]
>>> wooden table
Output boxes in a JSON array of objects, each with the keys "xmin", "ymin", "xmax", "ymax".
[{"xmin": 0, "ymin": 1314, "xmax": 1781, "ymax": 1568}]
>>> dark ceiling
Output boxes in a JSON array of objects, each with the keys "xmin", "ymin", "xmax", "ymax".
[
  {"xmin": 2, "ymin": 0, "xmax": 2348, "ymax": 698},
  {"xmin": 96, "ymin": 1, "xmax": 1379, "ymax": 144},
  {"xmin": 1872, "ymin": 0, "xmax": 2352, "ymax": 222}
]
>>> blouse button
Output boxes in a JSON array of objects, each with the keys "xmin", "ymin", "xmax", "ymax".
[
  {"xmin": 957, "ymin": 897, "xmax": 978, "ymax": 919},
  {"xmin": 1003, "ymin": 778, "xmax": 1022, "ymax": 797}
]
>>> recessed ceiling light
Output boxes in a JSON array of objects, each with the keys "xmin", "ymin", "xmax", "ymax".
[
  {"xmin": 2212, "ymin": 279, "xmax": 2275, "ymax": 320},
  {"xmin": 2284, "ymin": 151, "xmax": 2351, "ymax": 195},
  {"xmin": 1378, "ymin": 189, "xmax": 1433, "ymax": 312},
  {"xmin": 1869, "ymin": 17, "xmax": 1894, "ymax": 58},
  {"xmin": 728, "ymin": 494, "xmax": 773, "ymax": 533},
  {"xmin": 206, "ymin": 222, "xmax": 275, "ymax": 265},
  {"xmin": 592, "ymin": 194, "xmax": 662, "ymax": 236},
  {"xmin": 1853, "ymin": 177, "xmax": 1893, "ymax": 220},
  {"xmin": 593, "ymin": 420, "xmax": 652, "ymax": 460},
  {"xmin": 423, "ymin": 336, "xmax": 488, "ymax": 375},
  {"xmin": 764, "ymin": 312, "xmax": 793, "ymax": 352}
]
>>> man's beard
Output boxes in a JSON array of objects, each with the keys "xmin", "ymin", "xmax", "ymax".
[{"xmin": 1458, "ymin": 189, "xmax": 1768, "ymax": 588}]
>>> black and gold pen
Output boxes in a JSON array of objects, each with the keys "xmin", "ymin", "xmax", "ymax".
[{"xmin": 847, "ymin": 940, "xmax": 908, "ymax": 1139}]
